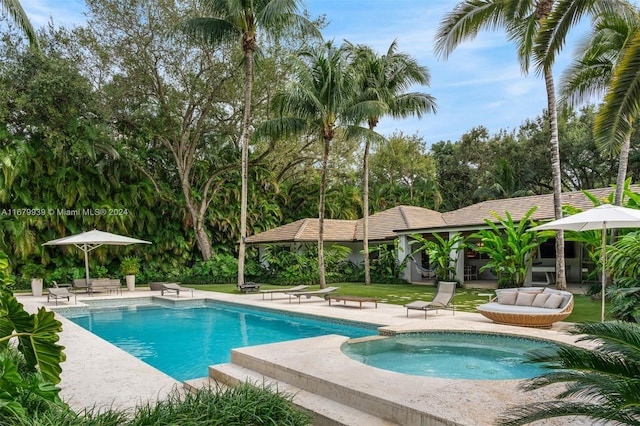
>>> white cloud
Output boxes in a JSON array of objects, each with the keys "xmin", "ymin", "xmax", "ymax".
[{"xmin": 22, "ymin": 0, "xmax": 87, "ymax": 28}]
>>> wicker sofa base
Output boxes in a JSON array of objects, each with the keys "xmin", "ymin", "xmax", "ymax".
[
  {"xmin": 478, "ymin": 291, "xmax": 574, "ymax": 328},
  {"xmin": 478, "ymin": 303, "xmax": 573, "ymax": 328}
]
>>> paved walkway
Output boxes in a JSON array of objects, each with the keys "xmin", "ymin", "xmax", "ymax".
[{"xmin": 18, "ymin": 288, "xmax": 585, "ymax": 422}]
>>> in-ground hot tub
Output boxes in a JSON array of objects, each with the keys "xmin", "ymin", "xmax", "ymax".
[{"xmin": 341, "ymin": 331, "xmax": 560, "ymax": 380}]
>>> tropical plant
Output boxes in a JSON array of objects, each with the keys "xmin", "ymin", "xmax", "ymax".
[
  {"xmin": 560, "ymin": 5, "xmax": 640, "ymax": 207},
  {"xmin": 257, "ymin": 40, "xmax": 386, "ymax": 288},
  {"xmin": 498, "ymin": 321, "xmax": 640, "ymax": 425},
  {"xmin": 607, "ymin": 230, "xmax": 640, "ymax": 277},
  {"xmin": 260, "ymin": 244, "xmax": 351, "ymax": 285},
  {"xmin": 345, "ymin": 40, "xmax": 436, "ymax": 285},
  {"xmin": 0, "ymin": 251, "xmax": 67, "ymax": 419},
  {"xmin": 120, "ymin": 256, "xmax": 140, "ymax": 276},
  {"xmin": 366, "ymin": 239, "xmax": 409, "ymax": 283},
  {"xmin": 19, "ymin": 263, "xmax": 45, "ymax": 279},
  {"xmin": 470, "ymin": 207, "xmax": 547, "ymax": 288},
  {"xmin": 607, "ymin": 281, "xmax": 640, "ymax": 322},
  {"xmin": 410, "ymin": 233, "xmax": 465, "ymax": 282},
  {"xmin": 179, "ymin": 0, "xmax": 319, "ymax": 287}
]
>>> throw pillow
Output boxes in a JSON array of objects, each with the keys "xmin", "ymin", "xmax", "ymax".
[
  {"xmin": 497, "ymin": 291, "xmax": 517, "ymax": 305},
  {"xmin": 543, "ymin": 293, "xmax": 564, "ymax": 309},
  {"xmin": 515, "ymin": 292, "xmax": 536, "ymax": 306},
  {"xmin": 531, "ymin": 293, "xmax": 551, "ymax": 307}
]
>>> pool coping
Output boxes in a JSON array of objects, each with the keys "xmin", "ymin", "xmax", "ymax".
[{"xmin": 18, "ymin": 288, "xmax": 587, "ymax": 423}]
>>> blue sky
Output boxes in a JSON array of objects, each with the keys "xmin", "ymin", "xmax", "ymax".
[{"xmin": 20, "ymin": 0, "xmax": 597, "ymax": 145}]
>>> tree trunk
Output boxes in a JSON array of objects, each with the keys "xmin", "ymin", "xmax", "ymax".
[
  {"xmin": 545, "ymin": 67, "xmax": 566, "ymax": 290},
  {"xmin": 318, "ymin": 137, "xmax": 330, "ymax": 289},
  {"xmin": 237, "ymin": 50, "xmax": 254, "ymax": 287},
  {"xmin": 614, "ymin": 135, "xmax": 630, "ymax": 206},
  {"xmin": 182, "ymin": 176, "xmax": 212, "ymax": 261},
  {"xmin": 363, "ymin": 136, "xmax": 371, "ymax": 285},
  {"xmin": 610, "ymin": 135, "xmax": 631, "ymax": 243},
  {"xmin": 194, "ymin": 216, "xmax": 212, "ymax": 261}
]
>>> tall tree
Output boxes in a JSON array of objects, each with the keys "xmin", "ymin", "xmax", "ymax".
[
  {"xmin": 180, "ymin": 0, "xmax": 318, "ymax": 286},
  {"xmin": 258, "ymin": 41, "xmax": 385, "ymax": 287},
  {"xmin": 560, "ymin": 3, "xmax": 639, "ymax": 206},
  {"xmin": 1, "ymin": 0, "xmax": 38, "ymax": 47},
  {"xmin": 434, "ymin": 0, "xmax": 605, "ymax": 290},
  {"xmin": 345, "ymin": 40, "xmax": 436, "ymax": 285}
]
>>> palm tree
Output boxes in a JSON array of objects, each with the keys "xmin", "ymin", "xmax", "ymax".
[
  {"xmin": 179, "ymin": 0, "xmax": 318, "ymax": 287},
  {"xmin": 498, "ymin": 321, "xmax": 640, "ymax": 425},
  {"xmin": 345, "ymin": 40, "xmax": 436, "ymax": 285},
  {"xmin": 555, "ymin": 3, "xmax": 638, "ymax": 208},
  {"xmin": 258, "ymin": 41, "xmax": 386, "ymax": 287},
  {"xmin": 435, "ymin": 0, "xmax": 619, "ymax": 290},
  {"xmin": 1, "ymin": 0, "xmax": 38, "ymax": 47},
  {"xmin": 573, "ymin": 5, "xmax": 640, "ymax": 208}
]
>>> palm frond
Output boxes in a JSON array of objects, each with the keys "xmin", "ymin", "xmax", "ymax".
[
  {"xmin": 434, "ymin": 0, "xmax": 510, "ymax": 59},
  {"xmin": 595, "ymin": 29, "xmax": 640, "ymax": 154}
]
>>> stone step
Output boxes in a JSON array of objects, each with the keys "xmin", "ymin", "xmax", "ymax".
[
  {"xmin": 210, "ymin": 363, "xmax": 397, "ymax": 426},
  {"xmin": 226, "ymin": 347, "xmax": 437, "ymax": 425}
]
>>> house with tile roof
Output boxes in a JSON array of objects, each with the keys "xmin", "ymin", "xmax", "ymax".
[{"xmin": 246, "ymin": 186, "xmax": 630, "ymax": 285}]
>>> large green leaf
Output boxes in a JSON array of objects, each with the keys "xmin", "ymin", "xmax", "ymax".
[
  {"xmin": 0, "ymin": 295, "xmax": 65, "ymax": 385},
  {"xmin": 23, "ymin": 308, "xmax": 65, "ymax": 385}
]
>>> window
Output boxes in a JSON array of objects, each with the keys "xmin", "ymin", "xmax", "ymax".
[{"xmin": 538, "ymin": 239, "xmax": 576, "ymax": 259}]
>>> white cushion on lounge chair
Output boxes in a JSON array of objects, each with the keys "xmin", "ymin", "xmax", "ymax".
[
  {"xmin": 48, "ymin": 287, "xmax": 75, "ymax": 305},
  {"xmin": 161, "ymin": 283, "xmax": 193, "ymax": 297},
  {"xmin": 260, "ymin": 285, "xmax": 309, "ymax": 300},
  {"xmin": 405, "ymin": 281, "xmax": 456, "ymax": 318},
  {"xmin": 286, "ymin": 287, "xmax": 339, "ymax": 303}
]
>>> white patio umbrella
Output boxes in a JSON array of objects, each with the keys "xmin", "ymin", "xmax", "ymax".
[
  {"xmin": 531, "ymin": 204, "xmax": 640, "ymax": 322},
  {"xmin": 43, "ymin": 229, "xmax": 151, "ymax": 285}
]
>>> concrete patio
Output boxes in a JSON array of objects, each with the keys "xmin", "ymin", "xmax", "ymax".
[{"xmin": 18, "ymin": 287, "xmax": 591, "ymax": 425}]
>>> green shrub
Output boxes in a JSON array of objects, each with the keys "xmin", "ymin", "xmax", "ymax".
[
  {"xmin": 128, "ymin": 383, "xmax": 312, "ymax": 425},
  {"xmin": 9, "ymin": 383, "xmax": 312, "ymax": 425}
]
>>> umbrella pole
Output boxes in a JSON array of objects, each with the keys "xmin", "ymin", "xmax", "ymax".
[
  {"xmin": 84, "ymin": 243, "xmax": 90, "ymax": 287},
  {"xmin": 601, "ymin": 224, "xmax": 606, "ymax": 323}
]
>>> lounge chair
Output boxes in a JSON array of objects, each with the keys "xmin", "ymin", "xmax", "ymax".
[
  {"xmin": 260, "ymin": 285, "xmax": 309, "ymax": 300},
  {"xmin": 405, "ymin": 281, "xmax": 456, "ymax": 318},
  {"xmin": 47, "ymin": 284, "xmax": 76, "ymax": 305},
  {"xmin": 286, "ymin": 286, "xmax": 339, "ymax": 304},
  {"xmin": 161, "ymin": 283, "xmax": 194, "ymax": 297}
]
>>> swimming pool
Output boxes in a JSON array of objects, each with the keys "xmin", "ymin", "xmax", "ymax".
[
  {"xmin": 59, "ymin": 299, "xmax": 378, "ymax": 381},
  {"xmin": 341, "ymin": 332, "xmax": 559, "ymax": 380}
]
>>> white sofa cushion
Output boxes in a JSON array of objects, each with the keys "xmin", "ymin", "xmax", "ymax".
[
  {"xmin": 531, "ymin": 293, "xmax": 551, "ymax": 307},
  {"xmin": 497, "ymin": 291, "xmax": 517, "ymax": 305},
  {"xmin": 544, "ymin": 293, "xmax": 565, "ymax": 309},
  {"xmin": 543, "ymin": 288, "xmax": 572, "ymax": 308},
  {"xmin": 515, "ymin": 292, "xmax": 536, "ymax": 306}
]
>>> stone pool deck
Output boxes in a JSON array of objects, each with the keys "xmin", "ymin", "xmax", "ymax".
[{"xmin": 18, "ymin": 288, "xmax": 590, "ymax": 424}]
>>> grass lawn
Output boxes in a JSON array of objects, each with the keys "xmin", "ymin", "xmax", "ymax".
[{"xmin": 194, "ymin": 282, "xmax": 606, "ymax": 323}]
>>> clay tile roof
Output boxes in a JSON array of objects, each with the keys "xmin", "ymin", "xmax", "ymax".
[
  {"xmin": 356, "ymin": 206, "xmax": 446, "ymax": 240},
  {"xmin": 245, "ymin": 218, "xmax": 357, "ymax": 244},
  {"xmin": 246, "ymin": 206, "xmax": 443, "ymax": 244},
  {"xmin": 434, "ymin": 186, "xmax": 635, "ymax": 230},
  {"xmin": 246, "ymin": 186, "xmax": 639, "ymax": 244}
]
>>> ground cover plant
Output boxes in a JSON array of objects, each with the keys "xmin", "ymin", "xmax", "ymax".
[{"xmin": 4, "ymin": 383, "xmax": 312, "ymax": 426}]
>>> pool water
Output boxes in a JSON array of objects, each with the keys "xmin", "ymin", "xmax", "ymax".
[
  {"xmin": 64, "ymin": 301, "xmax": 377, "ymax": 381},
  {"xmin": 341, "ymin": 332, "xmax": 558, "ymax": 380}
]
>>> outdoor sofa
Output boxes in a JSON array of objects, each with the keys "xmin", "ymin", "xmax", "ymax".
[{"xmin": 477, "ymin": 287, "xmax": 573, "ymax": 328}]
